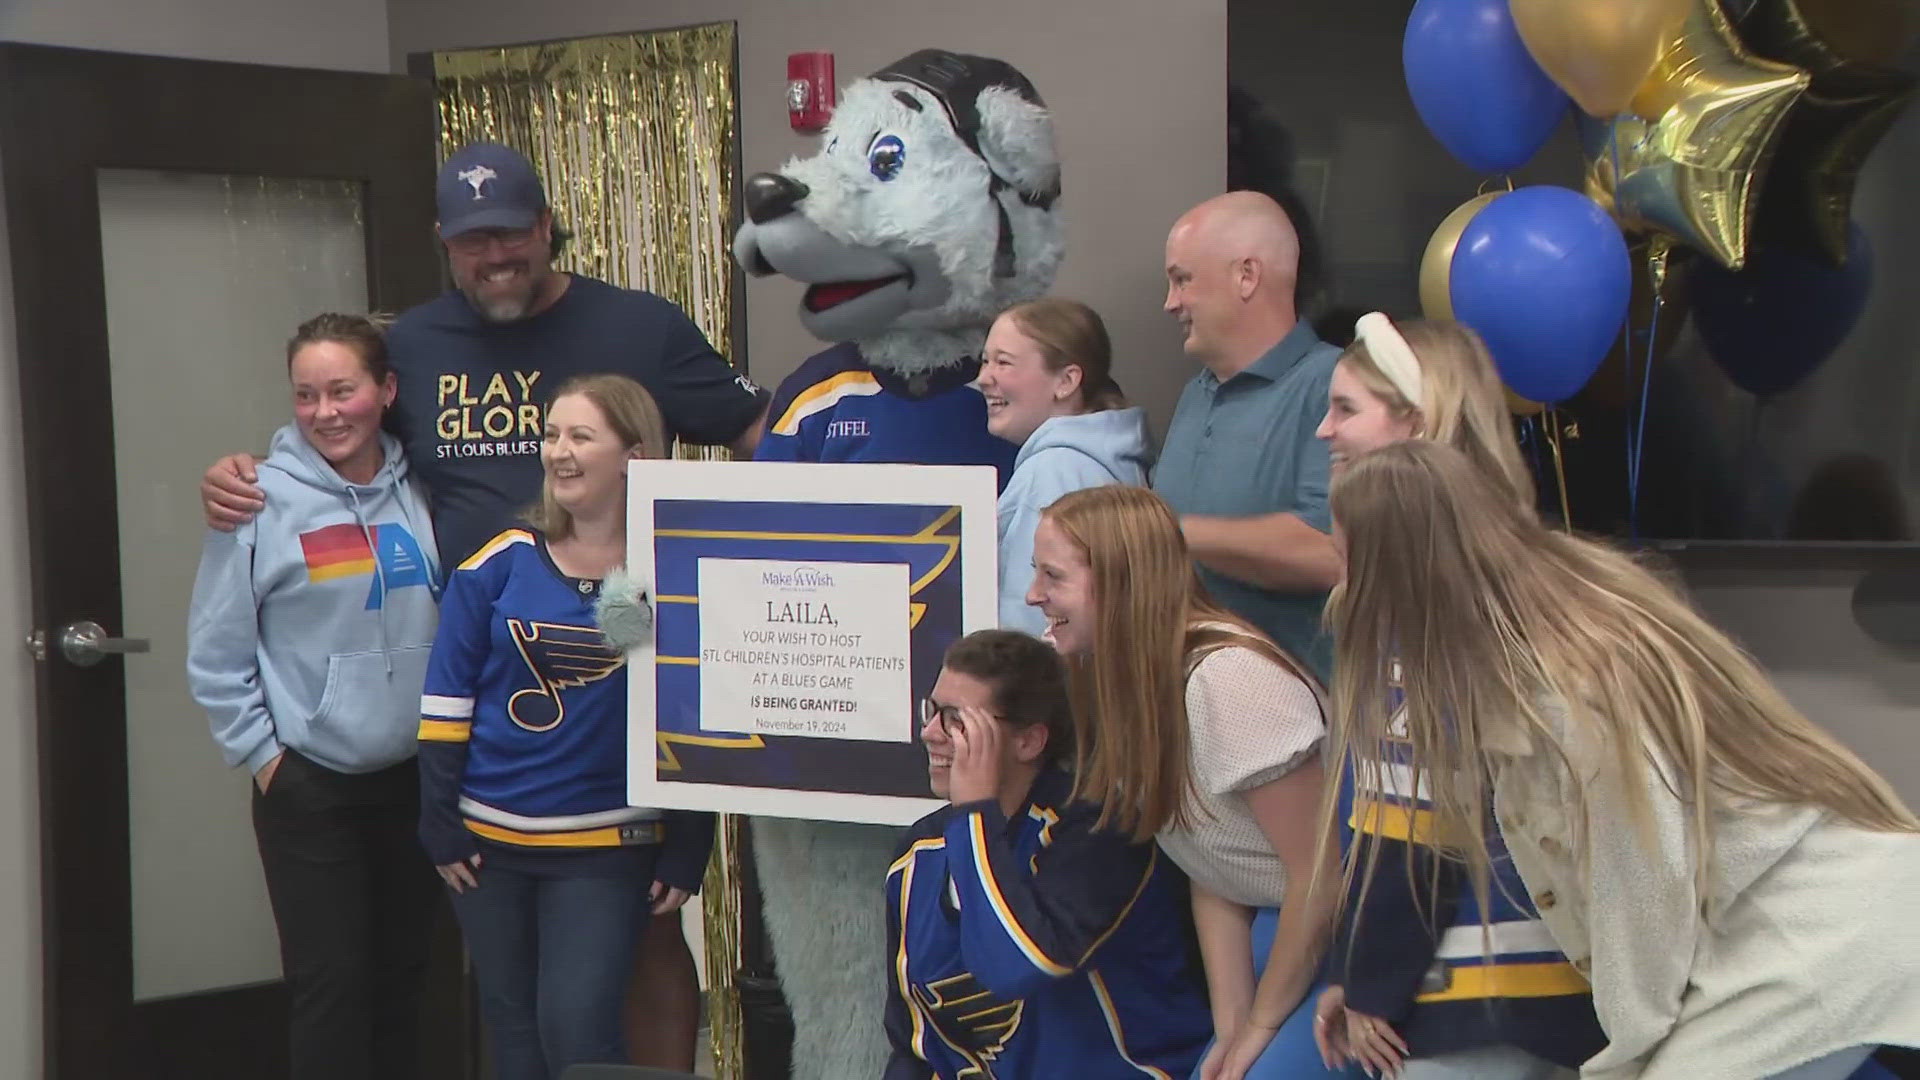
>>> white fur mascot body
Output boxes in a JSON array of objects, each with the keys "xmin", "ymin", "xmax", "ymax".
[{"xmin": 731, "ymin": 49, "xmax": 1063, "ymax": 1078}]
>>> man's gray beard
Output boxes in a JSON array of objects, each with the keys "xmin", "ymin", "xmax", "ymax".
[{"xmin": 464, "ymin": 283, "xmax": 536, "ymax": 324}]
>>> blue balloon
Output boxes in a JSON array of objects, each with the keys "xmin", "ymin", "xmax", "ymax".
[
  {"xmin": 1403, "ymin": 0, "xmax": 1570, "ymax": 174},
  {"xmin": 1693, "ymin": 224, "xmax": 1873, "ymax": 398},
  {"xmin": 1451, "ymin": 186, "xmax": 1632, "ymax": 404}
]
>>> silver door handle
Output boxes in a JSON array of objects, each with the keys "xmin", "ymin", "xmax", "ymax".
[{"xmin": 54, "ymin": 621, "xmax": 150, "ymax": 667}]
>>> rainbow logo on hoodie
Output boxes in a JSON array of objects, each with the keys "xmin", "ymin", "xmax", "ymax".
[{"xmin": 299, "ymin": 522, "xmax": 436, "ymax": 610}]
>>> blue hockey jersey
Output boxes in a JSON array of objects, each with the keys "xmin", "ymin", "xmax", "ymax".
[
  {"xmin": 416, "ymin": 528, "xmax": 711, "ymax": 886},
  {"xmin": 1335, "ymin": 678, "xmax": 1603, "ymax": 1067},
  {"xmin": 755, "ymin": 342, "xmax": 1017, "ymax": 487},
  {"xmin": 884, "ymin": 769, "xmax": 1210, "ymax": 1080}
]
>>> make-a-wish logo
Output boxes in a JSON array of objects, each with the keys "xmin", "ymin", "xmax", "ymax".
[{"xmin": 760, "ymin": 565, "xmax": 834, "ymax": 591}]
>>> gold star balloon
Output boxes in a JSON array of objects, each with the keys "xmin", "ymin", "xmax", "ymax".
[
  {"xmin": 1582, "ymin": 0, "xmax": 1809, "ymax": 270},
  {"xmin": 1735, "ymin": 0, "xmax": 1917, "ymax": 265}
]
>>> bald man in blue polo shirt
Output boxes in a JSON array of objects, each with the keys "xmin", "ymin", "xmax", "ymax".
[{"xmin": 1154, "ymin": 192, "xmax": 1343, "ymax": 680}]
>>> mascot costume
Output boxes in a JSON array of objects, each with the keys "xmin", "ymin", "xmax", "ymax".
[{"xmin": 730, "ymin": 49, "xmax": 1063, "ymax": 1078}]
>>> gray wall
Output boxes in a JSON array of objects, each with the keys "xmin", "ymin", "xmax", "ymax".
[
  {"xmin": 386, "ymin": 0, "xmax": 1228, "ymax": 436},
  {"xmin": 0, "ymin": 1, "xmax": 393, "ymax": 1074}
]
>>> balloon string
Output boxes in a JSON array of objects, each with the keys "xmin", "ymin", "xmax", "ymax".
[
  {"xmin": 1476, "ymin": 174, "xmax": 1518, "ymax": 197},
  {"xmin": 1520, "ymin": 415, "xmax": 1541, "ymax": 484},
  {"xmin": 1628, "ymin": 296, "xmax": 1662, "ymax": 541},
  {"xmin": 1544, "ymin": 408, "xmax": 1572, "ymax": 531},
  {"xmin": 1625, "ymin": 239, "xmax": 1672, "ymax": 541},
  {"xmin": 1608, "ymin": 115, "xmax": 1625, "ymax": 208}
]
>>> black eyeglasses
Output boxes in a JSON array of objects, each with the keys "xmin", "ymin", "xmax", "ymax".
[
  {"xmin": 917, "ymin": 699, "xmax": 1004, "ymax": 738},
  {"xmin": 918, "ymin": 698, "xmax": 959, "ymax": 737}
]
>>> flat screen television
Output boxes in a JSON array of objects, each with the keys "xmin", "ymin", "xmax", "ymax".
[{"xmin": 1229, "ymin": 1, "xmax": 1920, "ymax": 556}]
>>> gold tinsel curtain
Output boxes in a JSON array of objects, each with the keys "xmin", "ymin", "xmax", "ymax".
[{"xmin": 433, "ymin": 25, "xmax": 746, "ymax": 1079}]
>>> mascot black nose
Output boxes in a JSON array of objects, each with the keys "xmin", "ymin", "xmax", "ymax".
[{"xmin": 744, "ymin": 173, "xmax": 810, "ymax": 224}]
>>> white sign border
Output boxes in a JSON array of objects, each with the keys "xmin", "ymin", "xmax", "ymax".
[{"xmin": 626, "ymin": 461, "xmax": 999, "ymax": 826}]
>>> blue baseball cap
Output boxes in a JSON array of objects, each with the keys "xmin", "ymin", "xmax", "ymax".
[{"xmin": 436, "ymin": 142, "xmax": 547, "ymax": 238}]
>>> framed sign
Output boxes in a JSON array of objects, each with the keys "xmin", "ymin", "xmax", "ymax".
[{"xmin": 626, "ymin": 461, "xmax": 998, "ymax": 824}]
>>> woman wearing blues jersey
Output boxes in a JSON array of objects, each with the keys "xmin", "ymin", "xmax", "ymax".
[
  {"xmin": 1027, "ymin": 485, "xmax": 1361, "ymax": 1080},
  {"xmin": 884, "ymin": 629, "xmax": 1210, "ymax": 1079},
  {"xmin": 1309, "ymin": 316, "xmax": 1601, "ymax": 1080},
  {"xmin": 416, "ymin": 373, "xmax": 714, "ymax": 1080},
  {"xmin": 1326, "ymin": 440, "xmax": 1920, "ymax": 1080},
  {"xmin": 187, "ymin": 313, "xmax": 442, "ymax": 1080}
]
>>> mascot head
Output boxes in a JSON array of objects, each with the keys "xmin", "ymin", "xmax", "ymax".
[{"xmin": 733, "ymin": 50, "xmax": 1064, "ymax": 374}]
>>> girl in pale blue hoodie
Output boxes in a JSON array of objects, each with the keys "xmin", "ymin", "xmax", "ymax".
[
  {"xmin": 186, "ymin": 314, "xmax": 441, "ymax": 1080},
  {"xmin": 980, "ymin": 299, "xmax": 1154, "ymax": 635}
]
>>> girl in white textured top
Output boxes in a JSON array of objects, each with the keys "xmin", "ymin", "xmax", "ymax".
[
  {"xmin": 1326, "ymin": 439, "xmax": 1920, "ymax": 1080},
  {"xmin": 1027, "ymin": 484, "xmax": 1361, "ymax": 1080}
]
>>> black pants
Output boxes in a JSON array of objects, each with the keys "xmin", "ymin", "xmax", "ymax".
[{"xmin": 251, "ymin": 750, "xmax": 440, "ymax": 1080}]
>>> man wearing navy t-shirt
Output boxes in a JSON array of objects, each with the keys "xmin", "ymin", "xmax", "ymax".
[{"xmin": 201, "ymin": 141, "xmax": 758, "ymax": 1072}]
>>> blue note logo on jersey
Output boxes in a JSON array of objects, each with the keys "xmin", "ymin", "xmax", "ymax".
[
  {"xmin": 914, "ymin": 972, "xmax": 1023, "ymax": 1071},
  {"xmin": 505, "ymin": 620, "xmax": 626, "ymax": 732}
]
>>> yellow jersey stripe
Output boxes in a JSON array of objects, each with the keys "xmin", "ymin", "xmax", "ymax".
[
  {"xmin": 1414, "ymin": 960, "xmax": 1591, "ymax": 1003},
  {"xmin": 968, "ymin": 812, "xmax": 1073, "ymax": 977},
  {"xmin": 1349, "ymin": 799, "xmax": 1456, "ymax": 844},
  {"xmin": 893, "ymin": 838, "xmax": 942, "ymax": 1061},
  {"xmin": 771, "ymin": 370, "xmax": 883, "ymax": 435},
  {"xmin": 418, "ymin": 719, "xmax": 472, "ymax": 742},
  {"xmin": 1088, "ymin": 971, "xmax": 1174, "ymax": 1079},
  {"xmin": 462, "ymin": 818, "xmax": 661, "ymax": 848},
  {"xmin": 457, "ymin": 529, "xmax": 534, "ymax": 572}
]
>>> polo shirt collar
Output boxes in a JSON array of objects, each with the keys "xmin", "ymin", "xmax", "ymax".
[{"xmin": 1234, "ymin": 321, "xmax": 1325, "ymax": 385}]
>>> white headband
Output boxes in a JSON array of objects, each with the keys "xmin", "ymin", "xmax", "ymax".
[{"xmin": 1354, "ymin": 312, "xmax": 1423, "ymax": 413}]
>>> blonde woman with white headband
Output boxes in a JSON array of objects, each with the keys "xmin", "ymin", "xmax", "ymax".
[{"xmin": 1310, "ymin": 315, "xmax": 1605, "ymax": 1080}]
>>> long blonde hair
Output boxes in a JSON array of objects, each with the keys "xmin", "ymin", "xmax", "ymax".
[
  {"xmin": 523, "ymin": 373, "xmax": 668, "ymax": 540},
  {"xmin": 1325, "ymin": 441, "xmax": 1916, "ymax": 913},
  {"xmin": 1043, "ymin": 484, "xmax": 1317, "ymax": 842},
  {"xmin": 1339, "ymin": 318, "xmax": 1533, "ymax": 506}
]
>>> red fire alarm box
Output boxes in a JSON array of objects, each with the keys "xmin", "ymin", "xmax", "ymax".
[{"xmin": 788, "ymin": 52, "xmax": 835, "ymax": 134}]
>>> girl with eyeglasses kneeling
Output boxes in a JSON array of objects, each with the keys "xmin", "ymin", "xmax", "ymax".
[{"xmin": 885, "ymin": 629, "xmax": 1211, "ymax": 1080}]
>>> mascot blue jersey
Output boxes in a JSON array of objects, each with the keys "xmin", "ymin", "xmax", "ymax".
[
  {"xmin": 883, "ymin": 769, "xmax": 1210, "ymax": 1080},
  {"xmin": 755, "ymin": 343, "xmax": 1017, "ymax": 486}
]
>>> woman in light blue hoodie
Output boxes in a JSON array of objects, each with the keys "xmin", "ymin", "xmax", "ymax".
[
  {"xmin": 980, "ymin": 298, "xmax": 1154, "ymax": 635},
  {"xmin": 187, "ymin": 313, "xmax": 442, "ymax": 1080}
]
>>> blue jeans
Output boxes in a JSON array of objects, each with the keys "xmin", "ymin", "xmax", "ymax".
[
  {"xmin": 447, "ymin": 847, "xmax": 654, "ymax": 1080},
  {"xmin": 1192, "ymin": 907, "xmax": 1368, "ymax": 1080}
]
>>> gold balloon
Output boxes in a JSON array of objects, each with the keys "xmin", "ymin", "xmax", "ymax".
[
  {"xmin": 1418, "ymin": 192, "xmax": 1503, "ymax": 320},
  {"xmin": 1582, "ymin": 0, "xmax": 1809, "ymax": 269},
  {"xmin": 1505, "ymin": 388, "xmax": 1547, "ymax": 417},
  {"xmin": 1509, "ymin": 0, "xmax": 1691, "ymax": 117},
  {"xmin": 1735, "ymin": 0, "xmax": 1917, "ymax": 264},
  {"xmin": 1417, "ymin": 191, "xmax": 1546, "ymax": 415}
]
